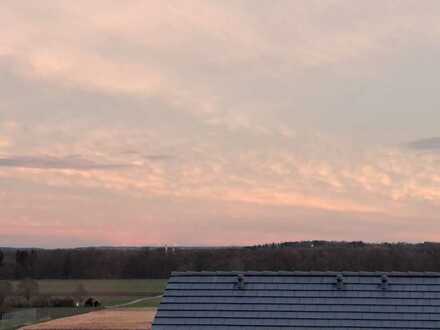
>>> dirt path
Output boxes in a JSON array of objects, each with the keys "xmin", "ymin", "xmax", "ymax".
[
  {"xmin": 21, "ymin": 308, "xmax": 156, "ymax": 330},
  {"xmin": 107, "ymin": 295, "xmax": 162, "ymax": 308}
]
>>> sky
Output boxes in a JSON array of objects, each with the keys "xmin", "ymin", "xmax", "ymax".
[{"xmin": 2, "ymin": 1, "xmax": 440, "ymax": 248}]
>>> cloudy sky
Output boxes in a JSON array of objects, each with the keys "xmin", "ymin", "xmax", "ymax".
[{"xmin": 2, "ymin": 1, "xmax": 440, "ymax": 248}]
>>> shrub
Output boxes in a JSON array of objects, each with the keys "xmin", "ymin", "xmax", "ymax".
[
  {"xmin": 3, "ymin": 296, "xmax": 30, "ymax": 308},
  {"xmin": 49, "ymin": 297, "xmax": 75, "ymax": 307},
  {"xmin": 30, "ymin": 296, "xmax": 50, "ymax": 307},
  {"xmin": 0, "ymin": 281, "xmax": 13, "ymax": 306},
  {"xmin": 17, "ymin": 278, "xmax": 39, "ymax": 302},
  {"xmin": 73, "ymin": 284, "xmax": 88, "ymax": 303},
  {"xmin": 84, "ymin": 297, "xmax": 101, "ymax": 307}
]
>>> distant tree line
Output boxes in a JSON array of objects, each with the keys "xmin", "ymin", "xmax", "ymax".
[{"xmin": 2, "ymin": 241, "xmax": 440, "ymax": 279}]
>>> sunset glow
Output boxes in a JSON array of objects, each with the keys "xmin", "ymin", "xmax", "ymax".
[{"xmin": 2, "ymin": 1, "xmax": 440, "ymax": 247}]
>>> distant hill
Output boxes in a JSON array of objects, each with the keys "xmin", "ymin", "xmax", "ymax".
[{"xmin": 2, "ymin": 241, "xmax": 440, "ymax": 279}]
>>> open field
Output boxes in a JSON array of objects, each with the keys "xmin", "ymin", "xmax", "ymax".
[
  {"xmin": 11, "ymin": 279, "xmax": 167, "ymax": 307},
  {"xmin": 1, "ymin": 280, "xmax": 165, "ymax": 329},
  {"xmin": 0, "ymin": 308, "xmax": 97, "ymax": 330},
  {"xmin": 20, "ymin": 308, "xmax": 156, "ymax": 330},
  {"xmin": 12, "ymin": 279, "xmax": 167, "ymax": 297},
  {"xmin": 111, "ymin": 297, "xmax": 162, "ymax": 308}
]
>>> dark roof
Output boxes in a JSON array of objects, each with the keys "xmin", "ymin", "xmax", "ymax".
[{"xmin": 152, "ymin": 271, "xmax": 440, "ymax": 329}]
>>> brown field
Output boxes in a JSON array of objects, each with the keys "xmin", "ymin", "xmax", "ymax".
[{"xmin": 20, "ymin": 308, "xmax": 156, "ymax": 330}]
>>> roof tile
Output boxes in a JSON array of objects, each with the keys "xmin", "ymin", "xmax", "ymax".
[{"xmin": 153, "ymin": 271, "xmax": 440, "ymax": 329}]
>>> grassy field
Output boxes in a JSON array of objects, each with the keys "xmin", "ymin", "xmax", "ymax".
[
  {"xmin": 11, "ymin": 279, "xmax": 168, "ymax": 307},
  {"xmin": 122, "ymin": 297, "xmax": 162, "ymax": 308},
  {"xmin": 13, "ymin": 279, "xmax": 167, "ymax": 295},
  {"xmin": 1, "ymin": 280, "xmax": 166, "ymax": 329}
]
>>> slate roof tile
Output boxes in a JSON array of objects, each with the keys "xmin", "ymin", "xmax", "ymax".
[{"xmin": 153, "ymin": 271, "xmax": 440, "ymax": 329}]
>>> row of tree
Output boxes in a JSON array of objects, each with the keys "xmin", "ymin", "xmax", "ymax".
[
  {"xmin": 0, "ymin": 279, "xmax": 39, "ymax": 309},
  {"xmin": 0, "ymin": 279, "xmax": 91, "ymax": 311},
  {"xmin": 2, "ymin": 241, "xmax": 440, "ymax": 279}
]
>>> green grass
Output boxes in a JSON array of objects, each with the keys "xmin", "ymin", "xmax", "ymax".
[
  {"xmin": 10, "ymin": 279, "xmax": 168, "ymax": 306},
  {"xmin": 99, "ymin": 297, "xmax": 139, "ymax": 306},
  {"xmin": 36, "ymin": 307, "xmax": 99, "ymax": 321},
  {"xmin": 102, "ymin": 295, "xmax": 163, "ymax": 308},
  {"xmin": 13, "ymin": 279, "xmax": 167, "ymax": 295},
  {"xmin": 123, "ymin": 296, "xmax": 162, "ymax": 308},
  {"xmin": 0, "ymin": 308, "xmax": 97, "ymax": 330}
]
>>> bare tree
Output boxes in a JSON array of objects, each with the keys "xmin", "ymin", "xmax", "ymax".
[
  {"xmin": 73, "ymin": 283, "xmax": 88, "ymax": 305},
  {"xmin": 17, "ymin": 278, "xmax": 39, "ymax": 302},
  {"xmin": 0, "ymin": 280, "xmax": 12, "ymax": 306}
]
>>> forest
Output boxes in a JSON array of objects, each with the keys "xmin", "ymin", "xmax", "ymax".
[{"xmin": 2, "ymin": 241, "xmax": 440, "ymax": 279}]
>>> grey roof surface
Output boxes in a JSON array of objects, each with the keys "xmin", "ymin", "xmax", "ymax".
[{"xmin": 152, "ymin": 271, "xmax": 440, "ymax": 329}]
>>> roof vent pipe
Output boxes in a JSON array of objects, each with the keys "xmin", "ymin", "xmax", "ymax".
[
  {"xmin": 380, "ymin": 274, "xmax": 390, "ymax": 290},
  {"xmin": 236, "ymin": 274, "xmax": 245, "ymax": 290},
  {"xmin": 336, "ymin": 273, "xmax": 345, "ymax": 290}
]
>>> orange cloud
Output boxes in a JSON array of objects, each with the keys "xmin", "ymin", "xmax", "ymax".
[
  {"xmin": 3, "ymin": 1, "xmax": 440, "ymax": 246},
  {"xmin": 0, "ymin": 138, "xmax": 9, "ymax": 149}
]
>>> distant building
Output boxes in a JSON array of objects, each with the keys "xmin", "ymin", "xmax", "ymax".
[{"xmin": 153, "ymin": 271, "xmax": 440, "ymax": 329}]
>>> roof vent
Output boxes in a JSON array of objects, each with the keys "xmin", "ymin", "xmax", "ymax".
[
  {"xmin": 236, "ymin": 274, "xmax": 246, "ymax": 290},
  {"xmin": 335, "ymin": 273, "xmax": 345, "ymax": 290},
  {"xmin": 380, "ymin": 274, "xmax": 390, "ymax": 290}
]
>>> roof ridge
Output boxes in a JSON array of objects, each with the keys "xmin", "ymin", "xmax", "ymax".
[{"xmin": 171, "ymin": 271, "xmax": 440, "ymax": 276}]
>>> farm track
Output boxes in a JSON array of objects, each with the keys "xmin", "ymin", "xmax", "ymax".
[
  {"xmin": 20, "ymin": 308, "xmax": 156, "ymax": 330},
  {"xmin": 106, "ymin": 295, "xmax": 163, "ymax": 308}
]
